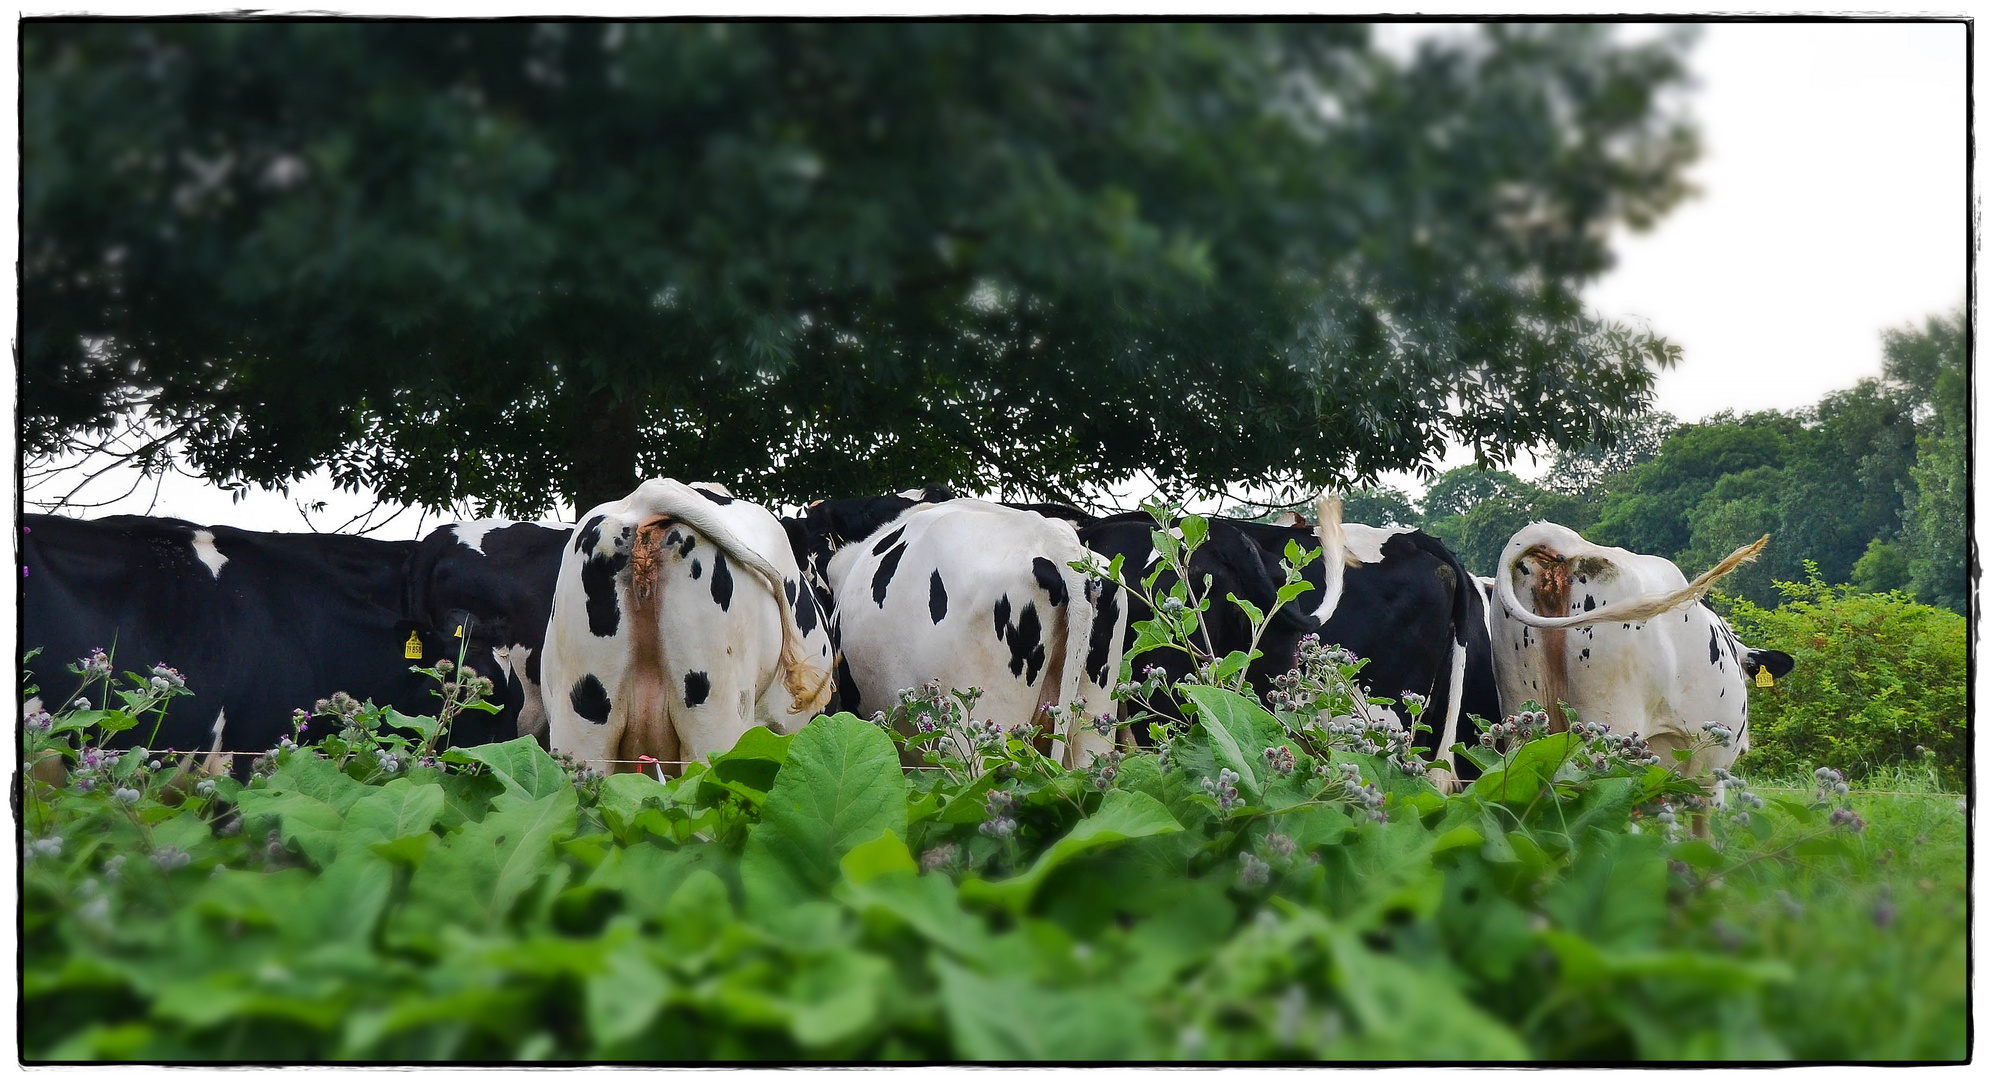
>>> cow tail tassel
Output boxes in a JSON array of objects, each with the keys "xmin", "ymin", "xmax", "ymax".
[{"xmin": 1312, "ymin": 493, "xmax": 1350, "ymax": 623}]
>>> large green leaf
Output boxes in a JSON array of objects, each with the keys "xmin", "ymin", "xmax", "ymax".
[
  {"xmin": 786, "ymin": 948, "xmax": 892, "ymax": 1048},
  {"xmin": 398, "ymin": 787, "xmax": 579, "ymax": 943},
  {"xmin": 1324, "ymin": 922, "xmax": 1530, "ymax": 1059},
  {"xmin": 1541, "ymin": 829, "xmax": 1667, "ymax": 950},
  {"xmin": 596, "ymin": 772, "xmax": 669, "ymax": 838},
  {"xmin": 1180, "ymin": 684, "xmax": 1269, "ymax": 800},
  {"xmin": 233, "ymin": 788, "xmax": 346, "ymax": 867},
  {"xmin": 937, "ymin": 957, "xmax": 1154, "ymax": 1059},
  {"xmin": 440, "ymin": 737, "xmax": 571, "ymax": 801},
  {"xmin": 1474, "ymin": 732, "xmax": 1580, "ymax": 808},
  {"xmin": 341, "ymin": 778, "xmax": 445, "ymax": 849},
  {"xmin": 739, "ymin": 713, "xmax": 907, "ymax": 913},
  {"xmin": 584, "ymin": 942, "xmax": 671, "ymax": 1051},
  {"xmin": 959, "ymin": 790, "xmax": 1183, "ymax": 913}
]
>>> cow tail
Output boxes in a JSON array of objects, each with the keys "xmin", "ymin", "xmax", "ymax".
[
  {"xmin": 1055, "ymin": 560, "xmax": 1102, "ymax": 769},
  {"xmin": 1409, "ymin": 533, "xmax": 1474, "ymax": 789},
  {"xmin": 1311, "ymin": 493, "xmax": 1351, "ymax": 623},
  {"xmin": 627, "ymin": 480, "xmax": 835, "ymax": 715},
  {"xmin": 1495, "ymin": 533, "xmax": 1770, "ymax": 630}
]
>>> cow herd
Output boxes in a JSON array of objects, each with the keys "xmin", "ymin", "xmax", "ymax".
[{"xmin": 19, "ymin": 479, "xmax": 1794, "ymax": 792}]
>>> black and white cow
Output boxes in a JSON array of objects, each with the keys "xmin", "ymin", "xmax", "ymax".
[
  {"xmin": 1489, "ymin": 523, "xmax": 1794, "ymax": 778},
  {"xmin": 823, "ymin": 498, "xmax": 1129, "ymax": 767},
  {"xmin": 541, "ymin": 480, "xmax": 836, "ymax": 771},
  {"xmin": 20, "ymin": 513, "xmax": 498, "ymax": 763},
  {"xmin": 405, "ymin": 520, "xmax": 573, "ymax": 745}
]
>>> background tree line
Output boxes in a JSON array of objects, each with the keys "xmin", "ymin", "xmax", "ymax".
[{"xmin": 1340, "ymin": 308, "xmax": 1967, "ymax": 614}]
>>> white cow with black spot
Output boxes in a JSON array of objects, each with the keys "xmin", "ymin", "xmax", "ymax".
[
  {"xmin": 826, "ymin": 499, "xmax": 1128, "ymax": 768},
  {"xmin": 542, "ymin": 479, "xmax": 836, "ymax": 772},
  {"xmin": 1489, "ymin": 522, "xmax": 1794, "ymax": 778}
]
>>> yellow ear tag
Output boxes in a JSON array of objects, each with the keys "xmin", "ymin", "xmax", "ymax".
[
  {"xmin": 404, "ymin": 631, "xmax": 424, "ymax": 660},
  {"xmin": 1755, "ymin": 669, "xmax": 1774, "ymax": 688},
  {"xmin": 454, "ymin": 624, "xmax": 464, "ymax": 638}
]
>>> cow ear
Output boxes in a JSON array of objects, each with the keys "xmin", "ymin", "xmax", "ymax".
[{"xmin": 1749, "ymin": 649, "xmax": 1795, "ymax": 678}]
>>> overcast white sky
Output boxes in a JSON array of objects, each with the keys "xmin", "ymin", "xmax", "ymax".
[{"xmin": 10, "ymin": 19, "xmax": 1972, "ymax": 536}]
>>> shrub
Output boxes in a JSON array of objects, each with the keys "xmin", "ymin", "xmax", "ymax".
[{"xmin": 1719, "ymin": 567, "xmax": 1966, "ymax": 787}]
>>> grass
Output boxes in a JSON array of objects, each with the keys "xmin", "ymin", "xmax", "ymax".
[{"xmin": 1694, "ymin": 772, "xmax": 1968, "ymax": 1059}]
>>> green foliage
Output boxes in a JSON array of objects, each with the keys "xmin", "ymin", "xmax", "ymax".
[
  {"xmin": 1719, "ymin": 570, "xmax": 1967, "ymax": 788},
  {"xmin": 1339, "ymin": 486, "xmax": 1420, "ymax": 528},
  {"xmin": 1850, "ymin": 538, "xmax": 1910, "ymax": 595},
  {"xmin": 1588, "ymin": 416, "xmax": 1797, "ymax": 565},
  {"xmin": 24, "ymin": 22, "xmax": 1697, "ymax": 511},
  {"xmin": 1540, "ymin": 410, "xmax": 1678, "ymax": 499},
  {"xmin": 1571, "ymin": 340, "xmax": 1940, "ymax": 609},
  {"xmin": 1416, "ymin": 468, "xmax": 1595, "ymax": 576},
  {"xmin": 1893, "ymin": 310, "xmax": 1967, "ymax": 613},
  {"xmin": 21, "ymin": 546, "xmax": 1967, "ymax": 1061}
]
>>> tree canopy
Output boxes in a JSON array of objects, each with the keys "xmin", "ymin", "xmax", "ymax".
[{"xmin": 25, "ymin": 22, "xmax": 1696, "ymax": 515}]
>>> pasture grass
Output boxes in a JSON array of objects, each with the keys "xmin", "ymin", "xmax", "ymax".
[{"xmin": 1700, "ymin": 781, "xmax": 1968, "ymax": 1059}]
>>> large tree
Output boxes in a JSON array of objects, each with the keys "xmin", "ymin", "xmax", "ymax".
[{"xmin": 25, "ymin": 22, "xmax": 1696, "ymax": 516}]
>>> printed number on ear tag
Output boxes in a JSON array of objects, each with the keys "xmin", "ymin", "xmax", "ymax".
[
  {"xmin": 405, "ymin": 631, "xmax": 424, "ymax": 660},
  {"xmin": 1754, "ymin": 668, "xmax": 1773, "ymax": 688}
]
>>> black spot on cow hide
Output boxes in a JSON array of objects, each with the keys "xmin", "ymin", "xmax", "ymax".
[
  {"xmin": 574, "ymin": 514, "xmax": 606, "ymax": 554},
  {"xmin": 1032, "ymin": 557, "xmax": 1068, "ymax": 606},
  {"xmin": 683, "ymin": 670, "xmax": 711, "ymax": 707},
  {"xmin": 677, "ymin": 533, "xmax": 697, "ymax": 557},
  {"xmin": 836, "ymin": 655, "xmax": 861, "ymax": 712},
  {"xmin": 697, "ymin": 488, "xmax": 734, "ymax": 505},
  {"xmin": 872, "ymin": 525, "xmax": 907, "ymax": 555},
  {"xmin": 711, "ymin": 551, "xmax": 733, "ymax": 611},
  {"xmin": 1086, "ymin": 581, "xmax": 1120, "ymax": 687},
  {"xmin": 690, "ymin": 558, "xmax": 702, "ymax": 579},
  {"xmin": 570, "ymin": 674, "xmax": 611, "ymax": 724},
  {"xmin": 581, "ymin": 551, "xmax": 628, "ymax": 638},
  {"xmin": 1583, "ymin": 595, "xmax": 1595, "ymax": 611},
  {"xmin": 795, "ymin": 583, "xmax": 820, "ymax": 636},
  {"xmin": 929, "ymin": 570, "xmax": 948, "ymax": 624},
  {"xmin": 1004, "ymin": 601, "xmax": 1042, "ymax": 680},
  {"xmin": 785, "ymin": 578, "xmax": 798, "ymax": 606},
  {"xmin": 993, "ymin": 595, "xmax": 1011, "ymax": 640},
  {"xmin": 871, "ymin": 543, "xmax": 906, "ymax": 607},
  {"xmin": 1710, "ymin": 625, "xmax": 1721, "ymax": 666}
]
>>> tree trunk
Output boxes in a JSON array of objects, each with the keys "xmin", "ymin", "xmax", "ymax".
[{"xmin": 567, "ymin": 387, "xmax": 640, "ymax": 515}]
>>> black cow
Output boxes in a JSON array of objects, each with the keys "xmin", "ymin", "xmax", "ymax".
[
  {"xmin": 404, "ymin": 520, "xmax": 573, "ymax": 747},
  {"xmin": 20, "ymin": 514, "xmax": 503, "ymax": 764},
  {"xmin": 1080, "ymin": 511, "xmax": 1494, "ymax": 780},
  {"xmin": 1227, "ymin": 517, "xmax": 1496, "ymax": 778},
  {"xmin": 1078, "ymin": 511, "xmax": 1321, "ymax": 708}
]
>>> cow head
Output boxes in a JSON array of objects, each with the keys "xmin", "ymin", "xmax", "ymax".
[{"xmin": 1741, "ymin": 649, "xmax": 1796, "ymax": 681}]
